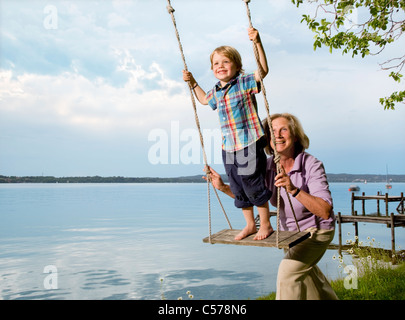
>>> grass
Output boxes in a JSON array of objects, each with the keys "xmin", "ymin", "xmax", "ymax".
[
  {"xmin": 330, "ymin": 262, "xmax": 405, "ymax": 300},
  {"xmin": 258, "ymin": 236, "xmax": 405, "ymax": 300},
  {"xmin": 330, "ymin": 236, "xmax": 405, "ymax": 300}
]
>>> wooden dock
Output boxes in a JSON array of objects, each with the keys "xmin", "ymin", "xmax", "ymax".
[
  {"xmin": 352, "ymin": 192, "xmax": 404, "ymax": 216},
  {"xmin": 203, "ymin": 229, "xmax": 311, "ymax": 249},
  {"xmin": 338, "ymin": 192, "xmax": 405, "ymax": 263}
]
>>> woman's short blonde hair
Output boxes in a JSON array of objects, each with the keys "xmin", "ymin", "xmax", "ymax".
[
  {"xmin": 262, "ymin": 113, "xmax": 310, "ymax": 156},
  {"xmin": 210, "ymin": 46, "xmax": 244, "ymax": 73}
]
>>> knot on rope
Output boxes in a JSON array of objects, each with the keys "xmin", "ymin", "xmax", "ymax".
[
  {"xmin": 242, "ymin": 0, "xmax": 251, "ymax": 3},
  {"xmin": 167, "ymin": 5, "xmax": 175, "ymax": 14}
]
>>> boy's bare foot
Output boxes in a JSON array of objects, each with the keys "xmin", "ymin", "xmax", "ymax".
[
  {"xmin": 253, "ymin": 225, "xmax": 274, "ymax": 240},
  {"xmin": 234, "ymin": 225, "xmax": 257, "ymax": 240}
]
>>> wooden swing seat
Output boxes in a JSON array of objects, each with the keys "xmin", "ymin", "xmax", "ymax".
[{"xmin": 203, "ymin": 229, "xmax": 311, "ymax": 249}]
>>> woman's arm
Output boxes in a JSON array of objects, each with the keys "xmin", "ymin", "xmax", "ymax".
[
  {"xmin": 202, "ymin": 166, "xmax": 235, "ymax": 199},
  {"xmin": 274, "ymin": 166, "xmax": 333, "ymax": 220},
  {"xmin": 291, "ymin": 189, "xmax": 332, "ymax": 220}
]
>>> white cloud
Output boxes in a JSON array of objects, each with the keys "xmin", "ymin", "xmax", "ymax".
[
  {"xmin": 1, "ymin": 0, "xmax": 404, "ymax": 176},
  {"xmin": 0, "ymin": 61, "xmax": 191, "ymax": 136}
]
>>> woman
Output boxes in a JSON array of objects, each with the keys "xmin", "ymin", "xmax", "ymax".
[{"xmin": 205, "ymin": 113, "xmax": 338, "ymax": 300}]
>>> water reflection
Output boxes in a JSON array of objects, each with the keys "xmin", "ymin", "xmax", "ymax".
[
  {"xmin": 1, "ymin": 183, "xmax": 404, "ymax": 300},
  {"xmin": 160, "ymin": 268, "xmax": 262, "ymax": 300}
]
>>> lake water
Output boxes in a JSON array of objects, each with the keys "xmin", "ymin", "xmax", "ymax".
[{"xmin": 1, "ymin": 182, "xmax": 404, "ymax": 300}]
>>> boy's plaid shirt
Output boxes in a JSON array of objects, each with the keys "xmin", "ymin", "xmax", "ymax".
[{"xmin": 206, "ymin": 72, "xmax": 265, "ymax": 152}]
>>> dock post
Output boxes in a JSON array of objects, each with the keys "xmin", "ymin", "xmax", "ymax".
[
  {"xmin": 354, "ymin": 210, "xmax": 359, "ymax": 244},
  {"xmin": 338, "ymin": 212, "xmax": 342, "ymax": 257},
  {"xmin": 390, "ymin": 213, "xmax": 396, "ymax": 264},
  {"xmin": 351, "ymin": 192, "xmax": 355, "ymax": 215}
]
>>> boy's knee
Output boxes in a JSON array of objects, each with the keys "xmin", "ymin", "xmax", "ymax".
[{"xmin": 234, "ymin": 195, "xmax": 253, "ymax": 209}]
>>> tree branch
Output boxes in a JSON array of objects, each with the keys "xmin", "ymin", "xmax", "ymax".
[{"xmin": 292, "ymin": 0, "xmax": 405, "ymax": 109}]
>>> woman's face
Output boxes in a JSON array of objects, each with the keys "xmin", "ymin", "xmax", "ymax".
[{"xmin": 270, "ymin": 117, "xmax": 296, "ymax": 157}]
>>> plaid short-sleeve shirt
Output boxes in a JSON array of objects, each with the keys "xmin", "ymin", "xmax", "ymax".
[{"xmin": 206, "ymin": 72, "xmax": 265, "ymax": 152}]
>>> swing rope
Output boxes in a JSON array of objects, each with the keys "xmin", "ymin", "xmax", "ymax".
[
  {"xmin": 242, "ymin": 0, "xmax": 301, "ymax": 247},
  {"xmin": 166, "ymin": 1, "xmax": 232, "ymax": 243}
]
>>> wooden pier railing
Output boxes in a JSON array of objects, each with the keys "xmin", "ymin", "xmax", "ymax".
[
  {"xmin": 338, "ymin": 192, "xmax": 405, "ymax": 263},
  {"xmin": 351, "ymin": 192, "xmax": 404, "ymax": 216}
]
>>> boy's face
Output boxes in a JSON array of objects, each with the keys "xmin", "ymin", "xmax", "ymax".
[{"xmin": 212, "ymin": 52, "xmax": 239, "ymax": 85}]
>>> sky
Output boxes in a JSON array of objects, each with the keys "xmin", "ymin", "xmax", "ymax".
[{"xmin": 1, "ymin": 0, "xmax": 404, "ymax": 178}]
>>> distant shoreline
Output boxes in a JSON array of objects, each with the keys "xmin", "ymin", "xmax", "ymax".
[{"xmin": 1, "ymin": 174, "xmax": 405, "ymax": 184}]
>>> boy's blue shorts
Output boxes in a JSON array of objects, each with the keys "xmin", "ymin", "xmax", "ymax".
[{"xmin": 222, "ymin": 137, "xmax": 272, "ymax": 209}]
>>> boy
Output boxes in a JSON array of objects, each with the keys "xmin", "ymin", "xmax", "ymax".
[{"xmin": 183, "ymin": 28, "xmax": 273, "ymax": 240}]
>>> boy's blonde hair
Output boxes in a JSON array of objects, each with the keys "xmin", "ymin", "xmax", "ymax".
[{"xmin": 210, "ymin": 46, "xmax": 244, "ymax": 73}]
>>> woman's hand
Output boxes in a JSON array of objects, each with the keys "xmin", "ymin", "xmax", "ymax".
[
  {"xmin": 203, "ymin": 166, "xmax": 224, "ymax": 190},
  {"xmin": 202, "ymin": 166, "xmax": 235, "ymax": 199},
  {"xmin": 274, "ymin": 166, "xmax": 299, "ymax": 196}
]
